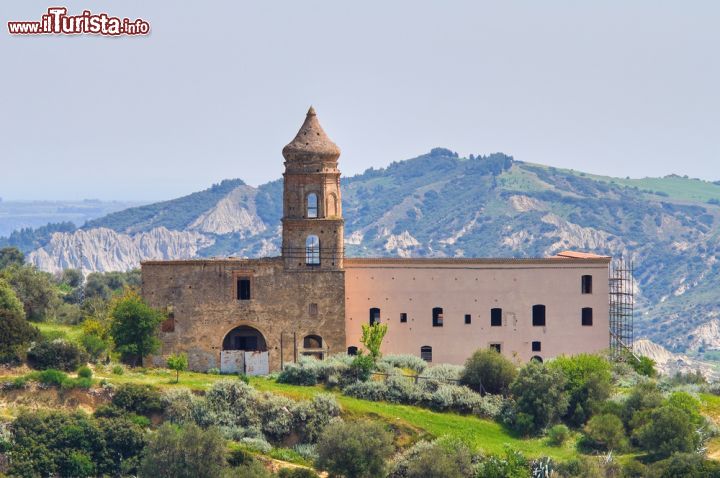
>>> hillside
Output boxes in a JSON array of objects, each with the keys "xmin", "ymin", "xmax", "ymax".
[{"xmin": 8, "ymin": 148, "xmax": 720, "ymax": 354}]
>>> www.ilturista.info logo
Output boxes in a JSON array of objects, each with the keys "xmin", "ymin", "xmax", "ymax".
[{"xmin": 8, "ymin": 7, "xmax": 150, "ymax": 36}]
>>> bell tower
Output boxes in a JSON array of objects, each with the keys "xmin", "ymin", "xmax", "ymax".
[{"xmin": 281, "ymin": 107, "xmax": 344, "ymax": 271}]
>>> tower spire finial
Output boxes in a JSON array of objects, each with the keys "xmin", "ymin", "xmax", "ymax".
[{"xmin": 307, "ymin": 106, "xmax": 316, "ymax": 116}]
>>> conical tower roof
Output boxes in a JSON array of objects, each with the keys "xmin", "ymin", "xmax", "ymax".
[{"xmin": 282, "ymin": 107, "xmax": 340, "ymax": 162}]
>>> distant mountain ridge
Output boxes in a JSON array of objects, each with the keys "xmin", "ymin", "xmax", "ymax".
[{"xmin": 8, "ymin": 148, "xmax": 720, "ymax": 355}]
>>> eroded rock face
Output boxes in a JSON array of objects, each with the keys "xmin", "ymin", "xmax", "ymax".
[
  {"xmin": 633, "ymin": 339, "xmax": 717, "ymax": 380},
  {"xmin": 189, "ymin": 186, "xmax": 266, "ymax": 236},
  {"xmin": 28, "ymin": 227, "xmax": 214, "ymax": 274}
]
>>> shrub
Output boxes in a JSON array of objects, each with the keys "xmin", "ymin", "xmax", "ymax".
[
  {"xmin": 162, "ymin": 387, "xmax": 201, "ymax": 424},
  {"xmin": 630, "ymin": 355, "xmax": 657, "ymax": 378},
  {"xmin": 633, "ymin": 405, "xmax": 699, "ymax": 458},
  {"xmin": 351, "ymin": 353, "xmax": 375, "ymax": 382},
  {"xmin": 549, "ymin": 354, "xmax": 612, "ymax": 427},
  {"xmin": 583, "ymin": 413, "xmax": 627, "ymax": 451},
  {"xmin": 112, "ymin": 383, "xmax": 164, "ymax": 416},
  {"xmin": 460, "ymin": 348, "xmax": 517, "ymax": 395},
  {"xmin": 140, "ymin": 423, "xmax": 228, "ymax": 478},
  {"xmin": 475, "ymin": 446, "xmax": 530, "ymax": 478},
  {"xmin": 29, "ymin": 368, "xmax": 68, "ymax": 386},
  {"xmin": 294, "ymin": 393, "xmax": 341, "ymax": 443},
  {"xmin": 27, "ymin": 339, "xmax": 88, "ymax": 371},
  {"xmin": 111, "ymin": 364, "xmax": 124, "ymax": 375},
  {"xmin": 422, "ymin": 363, "xmax": 463, "ymax": 383},
  {"xmin": 61, "ymin": 376, "xmax": 93, "ymax": 390},
  {"xmin": 9, "ymin": 410, "xmax": 146, "ymax": 477},
  {"xmin": 315, "ymin": 420, "xmax": 394, "ymax": 478},
  {"xmin": 77, "ymin": 365, "xmax": 93, "ymax": 379},
  {"xmin": 0, "ymin": 278, "xmax": 39, "ymax": 363},
  {"xmin": 388, "ymin": 438, "xmax": 474, "ymax": 478},
  {"xmin": 278, "ymin": 468, "xmax": 319, "ymax": 478},
  {"xmin": 647, "ymin": 452, "xmax": 720, "ymax": 477},
  {"xmin": 547, "ymin": 424, "xmax": 571, "ymax": 446},
  {"xmin": 343, "ymin": 380, "xmax": 389, "ymax": 402},
  {"xmin": 80, "ymin": 333, "xmax": 107, "ymax": 361},
  {"xmin": 207, "ymin": 367, "xmax": 220, "ymax": 375},
  {"xmin": 379, "ymin": 354, "xmax": 427, "ymax": 374},
  {"xmin": 258, "ymin": 393, "xmax": 296, "ymax": 442},
  {"xmin": 425, "ymin": 384, "xmax": 483, "ymax": 413},
  {"xmin": 278, "ymin": 362, "xmax": 319, "ymax": 386},
  {"xmin": 509, "ymin": 361, "xmax": 568, "ymax": 436},
  {"xmin": 204, "ymin": 380, "xmax": 260, "ymax": 430}
]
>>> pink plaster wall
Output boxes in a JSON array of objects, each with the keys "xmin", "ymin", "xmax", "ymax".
[{"xmin": 344, "ymin": 258, "xmax": 610, "ymax": 365}]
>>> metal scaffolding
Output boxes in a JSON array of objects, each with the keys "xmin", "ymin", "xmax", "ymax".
[{"xmin": 609, "ymin": 259, "xmax": 635, "ymax": 360}]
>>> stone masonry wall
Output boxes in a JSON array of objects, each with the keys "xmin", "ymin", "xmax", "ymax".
[{"xmin": 142, "ymin": 257, "xmax": 346, "ymax": 372}]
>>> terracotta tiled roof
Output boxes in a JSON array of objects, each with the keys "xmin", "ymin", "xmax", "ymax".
[{"xmin": 555, "ymin": 250, "xmax": 611, "ymax": 259}]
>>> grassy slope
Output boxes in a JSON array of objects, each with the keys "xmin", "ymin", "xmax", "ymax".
[
  {"xmin": 0, "ymin": 361, "xmax": 576, "ymax": 460},
  {"xmin": 522, "ymin": 161, "xmax": 720, "ymax": 203}
]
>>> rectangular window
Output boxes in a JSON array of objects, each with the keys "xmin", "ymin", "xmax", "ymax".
[
  {"xmin": 237, "ymin": 278, "xmax": 251, "ymax": 300},
  {"xmin": 532, "ymin": 341, "xmax": 541, "ymax": 352},
  {"xmin": 582, "ymin": 275, "xmax": 593, "ymax": 294},
  {"xmin": 420, "ymin": 346, "xmax": 432, "ymax": 362},
  {"xmin": 491, "ymin": 308, "xmax": 502, "ymax": 327},
  {"xmin": 432, "ymin": 307, "xmax": 444, "ymax": 327},
  {"xmin": 400, "ymin": 313, "xmax": 407, "ymax": 323},
  {"xmin": 309, "ymin": 303, "xmax": 318, "ymax": 317},
  {"xmin": 490, "ymin": 343, "xmax": 502, "ymax": 353},
  {"xmin": 582, "ymin": 307, "xmax": 593, "ymax": 326},
  {"xmin": 532, "ymin": 305, "xmax": 546, "ymax": 326},
  {"xmin": 465, "ymin": 314, "xmax": 472, "ymax": 324},
  {"xmin": 161, "ymin": 313, "xmax": 175, "ymax": 333}
]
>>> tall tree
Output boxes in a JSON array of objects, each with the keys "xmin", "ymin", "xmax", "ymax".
[
  {"xmin": 109, "ymin": 289, "xmax": 164, "ymax": 366},
  {"xmin": 0, "ymin": 247, "xmax": 24, "ymax": 269},
  {"xmin": 0, "ymin": 278, "xmax": 39, "ymax": 363},
  {"xmin": 1, "ymin": 265, "xmax": 58, "ymax": 321}
]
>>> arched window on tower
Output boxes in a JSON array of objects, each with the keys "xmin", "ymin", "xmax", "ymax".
[
  {"xmin": 307, "ymin": 193, "xmax": 318, "ymax": 218},
  {"xmin": 306, "ymin": 235, "xmax": 320, "ymax": 266}
]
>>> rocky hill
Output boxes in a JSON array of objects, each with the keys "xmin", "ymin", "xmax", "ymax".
[{"xmin": 6, "ymin": 148, "xmax": 720, "ymax": 355}]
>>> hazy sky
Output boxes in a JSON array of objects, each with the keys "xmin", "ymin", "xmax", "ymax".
[{"xmin": 1, "ymin": 1, "xmax": 719, "ymax": 201}]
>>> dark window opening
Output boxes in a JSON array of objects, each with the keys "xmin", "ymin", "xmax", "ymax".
[
  {"xmin": 532, "ymin": 341, "xmax": 541, "ymax": 352},
  {"xmin": 531, "ymin": 355, "xmax": 543, "ymax": 363},
  {"xmin": 369, "ymin": 307, "xmax": 381, "ymax": 325},
  {"xmin": 582, "ymin": 275, "xmax": 593, "ymax": 294},
  {"xmin": 237, "ymin": 278, "xmax": 251, "ymax": 300},
  {"xmin": 490, "ymin": 343, "xmax": 502, "ymax": 353},
  {"xmin": 491, "ymin": 308, "xmax": 502, "ymax": 327},
  {"xmin": 465, "ymin": 314, "xmax": 472, "ymax": 324},
  {"xmin": 161, "ymin": 313, "xmax": 175, "ymax": 333},
  {"xmin": 347, "ymin": 346, "xmax": 358, "ymax": 356},
  {"xmin": 582, "ymin": 307, "xmax": 593, "ymax": 326},
  {"xmin": 420, "ymin": 345, "xmax": 432, "ymax": 362},
  {"xmin": 532, "ymin": 304, "xmax": 546, "ymax": 326},
  {"xmin": 432, "ymin": 307, "xmax": 444, "ymax": 327},
  {"xmin": 400, "ymin": 313, "xmax": 407, "ymax": 323},
  {"xmin": 303, "ymin": 335, "xmax": 322, "ymax": 349},
  {"xmin": 309, "ymin": 303, "xmax": 318, "ymax": 316}
]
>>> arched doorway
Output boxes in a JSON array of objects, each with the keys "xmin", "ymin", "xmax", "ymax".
[
  {"xmin": 220, "ymin": 325, "xmax": 269, "ymax": 375},
  {"xmin": 223, "ymin": 325, "xmax": 267, "ymax": 351}
]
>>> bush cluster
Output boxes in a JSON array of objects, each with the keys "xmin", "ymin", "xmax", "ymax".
[
  {"xmin": 343, "ymin": 375, "xmax": 504, "ymax": 417},
  {"xmin": 162, "ymin": 380, "xmax": 341, "ymax": 446},
  {"xmin": 26, "ymin": 339, "xmax": 88, "ymax": 372},
  {"xmin": 9, "ymin": 409, "xmax": 146, "ymax": 477}
]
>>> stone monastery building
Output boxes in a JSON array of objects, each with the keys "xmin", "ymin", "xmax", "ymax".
[{"xmin": 142, "ymin": 108, "xmax": 610, "ymax": 373}]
